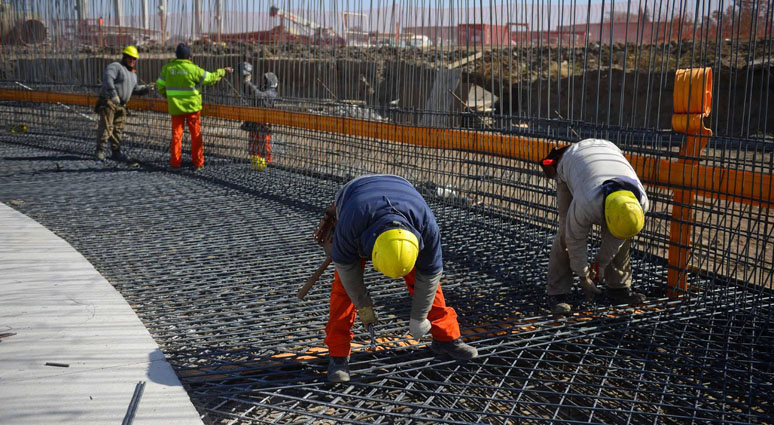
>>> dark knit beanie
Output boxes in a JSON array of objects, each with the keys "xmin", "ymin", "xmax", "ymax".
[{"xmin": 175, "ymin": 43, "xmax": 191, "ymax": 59}]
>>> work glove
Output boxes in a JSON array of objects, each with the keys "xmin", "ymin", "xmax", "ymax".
[
  {"xmin": 313, "ymin": 204, "xmax": 337, "ymax": 255},
  {"xmin": 409, "ymin": 318, "xmax": 431, "ymax": 339},
  {"xmin": 243, "ymin": 74, "xmax": 252, "ymax": 83},
  {"xmin": 579, "ymin": 267, "xmax": 602, "ymax": 302},
  {"xmin": 110, "ymin": 95, "xmax": 121, "ymax": 106},
  {"xmin": 357, "ymin": 306, "xmax": 378, "ymax": 326}
]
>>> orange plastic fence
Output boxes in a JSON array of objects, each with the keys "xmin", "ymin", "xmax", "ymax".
[
  {"xmin": 0, "ymin": 87, "xmax": 771, "ymax": 212},
  {"xmin": 667, "ymin": 68, "xmax": 714, "ymax": 296}
]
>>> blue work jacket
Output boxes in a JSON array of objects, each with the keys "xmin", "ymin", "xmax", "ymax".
[{"xmin": 331, "ymin": 174, "xmax": 443, "ymax": 275}]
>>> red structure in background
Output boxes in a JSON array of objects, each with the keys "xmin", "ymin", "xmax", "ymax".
[
  {"xmin": 457, "ymin": 24, "xmax": 511, "ymax": 47},
  {"xmin": 401, "ymin": 26, "xmax": 457, "ymax": 46}
]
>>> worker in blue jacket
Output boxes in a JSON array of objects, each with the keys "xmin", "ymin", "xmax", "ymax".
[{"xmin": 313, "ymin": 174, "xmax": 478, "ymax": 383}]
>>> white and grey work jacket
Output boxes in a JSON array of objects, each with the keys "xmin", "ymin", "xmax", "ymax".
[{"xmin": 556, "ymin": 139, "xmax": 650, "ymax": 278}]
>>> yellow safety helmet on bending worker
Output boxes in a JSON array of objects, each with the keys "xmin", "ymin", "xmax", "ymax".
[
  {"xmin": 605, "ymin": 190, "xmax": 644, "ymax": 239},
  {"xmin": 372, "ymin": 228, "xmax": 419, "ymax": 278},
  {"xmin": 122, "ymin": 45, "xmax": 139, "ymax": 59}
]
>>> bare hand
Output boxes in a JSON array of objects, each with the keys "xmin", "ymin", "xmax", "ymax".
[{"xmin": 224, "ymin": 67, "xmax": 234, "ymax": 74}]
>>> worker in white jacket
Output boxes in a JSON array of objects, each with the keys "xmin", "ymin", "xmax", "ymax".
[{"xmin": 540, "ymin": 139, "xmax": 649, "ymax": 314}]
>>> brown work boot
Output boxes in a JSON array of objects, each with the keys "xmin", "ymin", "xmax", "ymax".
[
  {"xmin": 607, "ymin": 288, "xmax": 646, "ymax": 306},
  {"xmin": 548, "ymin": 294, "xmax": 572, "ymax": 315}
]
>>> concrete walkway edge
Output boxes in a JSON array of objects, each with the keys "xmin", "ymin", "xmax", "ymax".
[{"xmin": 0, "ymin": 202, "xmax": 203, "ymax": 425}]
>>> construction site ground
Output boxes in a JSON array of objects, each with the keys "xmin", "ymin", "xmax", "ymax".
[{"xmin": 0, "ymin": 113, "xmax": 771, "ymax": 423}]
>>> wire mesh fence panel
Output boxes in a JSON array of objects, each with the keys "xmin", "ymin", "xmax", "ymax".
[{"xmin": 0, "ymin": 0, "xmax": 772, "ymax": 423}]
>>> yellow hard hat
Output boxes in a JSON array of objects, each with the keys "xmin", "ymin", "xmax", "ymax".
[
  {"xmin": 122, "ymin": 45, "xmax": 139, "ymax": 59},
  {"xmin": 372, "ymin": 228, "xmax": 419, "ymax": 279},
  {"xmin": 605, "ymin": 190, "xmax": 644, "ymax": 239}
]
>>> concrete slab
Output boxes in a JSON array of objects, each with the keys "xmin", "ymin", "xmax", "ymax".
[{"xmin": 0, "ymin": 203, "xmax": 203, "ymax": 425}]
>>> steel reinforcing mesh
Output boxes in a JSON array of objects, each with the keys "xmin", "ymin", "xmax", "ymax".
[
  {"xmin": 1, "ymin": 99, "xmax": 772, "ymax": 424},
  {"xmin": 1, "ymin": 0, "xmax": 774, "ymax": 422}
]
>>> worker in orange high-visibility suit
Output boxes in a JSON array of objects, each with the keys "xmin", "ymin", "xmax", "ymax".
[
  {"xmin": 156, "ymin": 43, "xmax": 233, "ymax": 170},
  {"xmin": 313, "ymin": 174, "xmax": 478, "ymax": 383}
]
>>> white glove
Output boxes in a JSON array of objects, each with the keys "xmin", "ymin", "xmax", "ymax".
[
  {"xmin": 110, "ymin": 95, "xmax": 121, "ymax": 105},
  {"xmin": 409, "ymin": 318, "xmax": 431, "ymax": 339}
]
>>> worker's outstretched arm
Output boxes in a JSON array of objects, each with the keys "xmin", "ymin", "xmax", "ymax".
[
  {"xmin": 155, "ymin": 73, "xmax": 167, "ymax": 97},
  {"xmin": 201, "ymin": 66, "xmax": 232, "ymax": 86},
  {"xmin": 133, "ymin": 82, "xmax": 154, "ymax": 96},
  {"xmin": 243, "ymin": 79, "xmax": 261, "ymax": 97}
]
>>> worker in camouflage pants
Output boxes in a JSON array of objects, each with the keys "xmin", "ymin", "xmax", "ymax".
[{"xmin": 94, "ymin": 45, "xmax": 152, "ymax": 163}]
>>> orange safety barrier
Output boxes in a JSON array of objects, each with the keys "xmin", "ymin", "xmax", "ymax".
[
  {"xmin": 667, "ymin": 68, "xmax": 713, "ymax": 297},
  {"xmin": 0, "ymin": 87, "xmax": 771, "ymax": 211}
]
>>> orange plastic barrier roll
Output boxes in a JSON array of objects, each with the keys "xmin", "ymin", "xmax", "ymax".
[
  {"xmin": 673, "ymin": 68, "xmax": 712, "ymax": 115},
  {"xmin": 668, "ymin": 67, "xmax": 713, "ymax": 297}
]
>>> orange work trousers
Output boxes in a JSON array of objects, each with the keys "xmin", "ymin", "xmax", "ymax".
[
  {"xmin": 249, "ymin": 128, "xmax": 272, "ymax": 163},
  {"xmin": 324, "ymin": 260, "xmax": 461, "ymax": 357},
  {"xmin": 170, "ymin": 111, "xmax": 203, "ymax": 168}
]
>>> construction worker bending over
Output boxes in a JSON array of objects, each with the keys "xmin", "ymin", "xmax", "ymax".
[
  {"xmin": 540, "ymin": 139, "xmax": 649, "ymax": 315},
  {"xmin": 313, "ymin": 174, "xmax": 478, "ymax": 383},
  {"xmin": 238, "ymin": 62, "xmax": 279, "ymax": 166},
  {"xmin": 156, "ymin": 43, "xmax": 233, "ymax": 171},
  {"xmin": 94, "ymin": 45, "xmax": 152, "ymax": 163}
]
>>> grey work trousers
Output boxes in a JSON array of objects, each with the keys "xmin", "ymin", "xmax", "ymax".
[{"xmin": 546, "ymin": 182, "xmax": 632, "ymax": 296}]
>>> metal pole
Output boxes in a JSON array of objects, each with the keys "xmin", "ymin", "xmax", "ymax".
[
  {"xmin": 113, "ymin": 0, "xmax": 123, "ymax": 26},
  {"xmin": 194, "ymin": 0, "xmax": 203, "ymax": 41},
  {"xmin": 158, "ymin": 0, "xmax": 167, "ymax": 45},
  {"xmin": 141, "ymin": 0, "xmax": 149, "ymax": 30},
  {"xmin": 76, "ymin": 0, "xmax": 89, "ymax": 21},
  {"xmin": 215, "ymin": 0, "xmax": 222, "ymax": 43}
]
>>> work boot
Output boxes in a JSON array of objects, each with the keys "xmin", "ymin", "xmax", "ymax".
[
  {"xmin": 111, "ymin": 150, "xmax": 131, "ymax": 163},
  {"xmin": 95, "ymin": 149, "xmax": 106, "ymax": 161},
  {"xmin": 548, "ymin": 294, "xmax": 572, "ymax": 315},
  {"xmin": 607, "ymin": 288, "xmax": 646, "ymax": 306},
  {"xmin": 431, "ymin": 338, "xmax": 478, "ymax": 360},
  {"xmin": 327, "ymin": 356, "xmax": 350, "ymax": 383}
]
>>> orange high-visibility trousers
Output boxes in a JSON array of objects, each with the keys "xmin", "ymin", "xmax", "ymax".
[
  {"xmin": 324, "ymin": 260, "xmax": 461, "ymax": 357},
  {"xmin": 170, "ymin": 111, "xmax": 204, "ymax": 168},
  {"xmin": 249, "ymin": 129, "xmax": 272, "ymax": 163}
]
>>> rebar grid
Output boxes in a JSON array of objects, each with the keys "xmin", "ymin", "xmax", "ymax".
[
  {"xmin": 1, "ymin": 126, "xmax": 771, "ymax": 423},
  {"xmin": 1, "ymin": 1, "xmax": 772, "ymax": 419}
]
